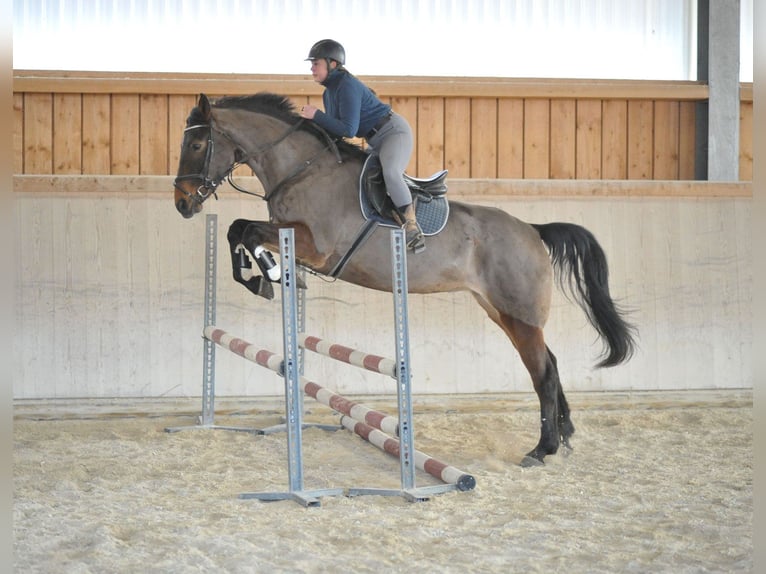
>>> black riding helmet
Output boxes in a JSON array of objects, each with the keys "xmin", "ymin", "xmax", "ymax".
[{"xmin": 306, "ymin": 39, "xmax": 346, "ymax": 66}]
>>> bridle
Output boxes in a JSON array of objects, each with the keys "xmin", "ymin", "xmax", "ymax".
[
  {"xmin": 173, "ymin": 124, "xmax": 221, "ymax": 204},
  {"xmin": 173, "ymin": 116, "xmax": 342, "ymax": 206}
]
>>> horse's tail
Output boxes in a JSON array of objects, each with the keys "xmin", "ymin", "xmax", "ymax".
[{"xmin": 532, "ymin": 222, "xmax": 638, "ymax": 368}]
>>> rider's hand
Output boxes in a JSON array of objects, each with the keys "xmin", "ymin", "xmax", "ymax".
[{"xmin": 300, "ymin": 105, "xmax": 318, "ymax": 120}]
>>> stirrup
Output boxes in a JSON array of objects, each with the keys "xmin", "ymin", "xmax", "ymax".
[{"xmin": 404, "ymin": 224, "xmax": 426, "ymax": 254}]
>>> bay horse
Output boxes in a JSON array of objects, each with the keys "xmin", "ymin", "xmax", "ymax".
[{"xmin": 173, "ymin": 93, "xmax": 637, "ymax": 466}]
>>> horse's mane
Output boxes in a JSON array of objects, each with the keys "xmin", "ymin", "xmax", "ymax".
[{"xmin": 192, "ymin": 92, "xmax": 367, "ymax": 161}]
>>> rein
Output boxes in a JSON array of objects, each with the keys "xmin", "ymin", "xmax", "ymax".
[
  {"xmin": 175, "ymin": 115, "xmax": 343, "ymax": 205},
  {"xmin": 229, "ymin": 120, "xmax": 343, "ymax": 201}
]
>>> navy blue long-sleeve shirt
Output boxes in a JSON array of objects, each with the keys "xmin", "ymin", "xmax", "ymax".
[{"xmin": 312, "ymin": 68, "xmax": 391, "ymax": 139}]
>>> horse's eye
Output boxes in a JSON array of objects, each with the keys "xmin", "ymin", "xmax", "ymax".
[{"xmin": 191, "ymin": 143, "xmax": 202, "ymax": 151}]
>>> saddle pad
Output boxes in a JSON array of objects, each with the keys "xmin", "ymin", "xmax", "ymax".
[{"xmin": 359, "ymin": 181, "xmax": 449, "ymax": 237}]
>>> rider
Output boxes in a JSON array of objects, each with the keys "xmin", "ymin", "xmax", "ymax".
[{"xmin": 299, "ymin": 39, "xmax": 425, "ymax": 253}]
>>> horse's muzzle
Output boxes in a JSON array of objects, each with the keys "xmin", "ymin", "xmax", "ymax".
[
  {"xmin": 174, "ymin": 182, "xmax": 204, "ymax": 218},
  {"xmin": 176, "ymin": 197, "xmax": 199, "ymax": 219}
]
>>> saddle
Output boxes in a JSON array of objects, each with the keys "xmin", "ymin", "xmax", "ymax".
[
  {"xmin": 329, "ymin": 154, "xmax": 450, "ymax": 278},
  {"xmin": 359, "ymin": 154, "xmax": 449, "ymax": 236}
]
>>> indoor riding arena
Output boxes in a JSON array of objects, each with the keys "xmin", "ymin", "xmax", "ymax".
[{"xmin": 13, "ymin": 2, "xmax": 753, "ymax": 573}]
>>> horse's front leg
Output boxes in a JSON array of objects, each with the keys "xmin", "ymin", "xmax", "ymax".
[
  {"xmin": 227, "ymin": 218, "xmax": 280, "ymax": 299},
  {"xmin": 227, "ymin": 219, "xmax": 322, "ymax": 300}
]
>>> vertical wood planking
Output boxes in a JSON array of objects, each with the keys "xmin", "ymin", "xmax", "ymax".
[
  {"xmin": 444, "ymin": 98, "xmax": 471, "ymax": 177},
  {"xmin": 393, "ymin": 96, "xmax": 418, "ymax": 175},
  {"xmin": 111, "ymin": 95, "xmax": 140, "ymax": 174},
  {"xmin": 653, "ymin": 101, "xmax": 679, "ymax": 179},
  {"xmin": 470, "ymin": 98, "xmax": 497, "ymax": 178},
  {"xmin": 523, "ymin": 98, "xmax": 550, "ymax": 178},
  {"xmin": 550, "ymin": 99, "xmax": 576, "ymax": 179},
  {"xmin": 12, "ymin": 85, "xmax": 750, "ymax": 183},
  {"xmin": 53, "ymin": 94, "xmax": 83, "ymax": 174},
  {"xmin": 602, "ymin": 99, "xmax": 628, "ymax": 179},
  {"xmin": 739, "ymin": 101, "xmax": 753, "ymax": 181},
  {"xmin": 13, "ymin": 93, "xmax": 24, "ymax": 174},
  {"xmin": 678, "ymin": 101, "xmax": 696, "ymax": 179},
  {"xmin": 139, "ymin": 95, "xmax": 169, "ymax": 175},
  {"xmin": 497, "ymin": 98, "xmax": 524, "ymax": 178},
  {"xmin": 82, "ymin": 94, "xmax": 111, "ymax": 174},
  {"xmin": 416, "ymin": 97, "xmax": 444, "ymax": 176},
  {"xmin": 575, "ymin": 100, "xmax": 602, "ymax": 179},
  {"xmin": 24, "ymin": 93, "xmax": 53, "ymax": 174},
  {"xmin": 627, "ymin": 100, "xmax": 654, "ymax": 179}
]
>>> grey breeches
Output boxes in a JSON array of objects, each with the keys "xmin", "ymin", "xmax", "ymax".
[{"xmin": 366, "ymin": 112, "xmax": 414, "ymax": 209}]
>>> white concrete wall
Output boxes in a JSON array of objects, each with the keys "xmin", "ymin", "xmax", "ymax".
[{"xmin": 12, "ymin": 182, "xmax": 752, "ymax": 399}]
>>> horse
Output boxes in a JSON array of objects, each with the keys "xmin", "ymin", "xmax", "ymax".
[{"xmin": 173, "ymin": 92, "xmax": 637, "ymax": 467}]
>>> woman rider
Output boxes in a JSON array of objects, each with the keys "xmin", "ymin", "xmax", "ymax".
[{"xmin": 299, "ymin": 39, "xmax": 425, "ymax": 253}]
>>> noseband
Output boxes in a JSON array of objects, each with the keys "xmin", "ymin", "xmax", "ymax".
[{"xmin": 174, "ymin": 116, "xmax": 343, "ymax": 206}]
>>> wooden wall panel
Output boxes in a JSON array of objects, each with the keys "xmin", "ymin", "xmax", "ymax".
[
  {"xmin": 497, "ymin": 99, "xmax": 524, "ymax": 178},
  {"xmin": 627, "ymin": 100, "xmax": 654, "ymax": 179},
  {"xmin": 12, "ymin": 74, "xmax": 753, "ymax": 181},
  {"xmin": 417, "ymin": 97, "xmax": 444, "ymax": 176},
  {"xmin": 653, "ymin": 101, "xmax": 680, "ymax": 179},
  {"xmin": 678, "ymin": 101, "xmax": 696, "ymax": 179},
  {"xmin": 550, "ymin": 99, "xmax": 576, "ymax": 179},
  {"xmin": 53, "ymin": 94, "xmax": 82, "ymax": 174},
  {"xmin": 576, "ymin": 100, "xmax": 602, "ymax": 179},
  {"xmin": 139, "ymin": 95, "xmax": 169, "ymax": 175},
  {"xmin": 470, "ymin": 98, "xmax": 497, "ymax": 178},
  {"xmin": 111, "ymin": 95, "xmax": 140, "ymax": 175},
  {"xmin": 82, "ymin": 94, "xmax": 111, "ymax": 174},
  {"xmin": 524, "ymin": 99, "xmax": 550, "ymax": 178},
  {"xmin": 739, "ymin": 101, "xmax": 753, "ymax": 181},
  {"xmin": 13, "ymin": 94, "xmax": 24, "ymax": 173},
  {"xmin": 24, "ymin": 93, "xmax": 53, "ymax": 174},
  {"xmin": 444, "ymin": 98, "xmax": 471, "ymax": 177},
  {"xmin": 602, "ymin": 99, "xmax": 628, "ymax": 179}
]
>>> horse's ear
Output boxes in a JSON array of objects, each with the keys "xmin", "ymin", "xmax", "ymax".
[{"xmin": 198, "ymin": 93, "xmax": 211, "ymax": 120}]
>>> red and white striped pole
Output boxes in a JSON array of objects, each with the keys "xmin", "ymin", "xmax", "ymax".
[
  {"xmin": 339, "ymin": 415, "xmax": 476, "ymax": 492},
  {"xmin": 204, "ymin": 327, "xmax": 399, "ymax": 436}
]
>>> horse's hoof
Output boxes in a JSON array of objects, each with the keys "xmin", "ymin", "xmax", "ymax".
[
  {"xmin": 245, "ymin": 277, "xmax": 274, "ymax": 300},
  {"xmin": 520, "ymin": 455, "xmax": 545, "ymax": 468}
]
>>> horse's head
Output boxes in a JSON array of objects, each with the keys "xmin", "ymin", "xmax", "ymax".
[
  {"xmin": 173, "ymin": 94, "xmax": 241, "ymax": 218},
  {"xmin": 174, "ymin": 91, "xmax": 367, "ymax": 219}
]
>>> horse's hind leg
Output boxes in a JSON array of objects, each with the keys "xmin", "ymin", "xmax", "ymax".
[
  {"xmin": 548, "ymin": 347, "xmax": 575, "ymax": 450},
  {"xmin": 486, "ymin": 310, "xmax": 574, "ymax": 465}
]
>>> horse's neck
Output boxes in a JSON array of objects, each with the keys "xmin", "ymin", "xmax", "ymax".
[{"xmin": 216, "ymin": 109, "xmax": 362, "ymax": 210}]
